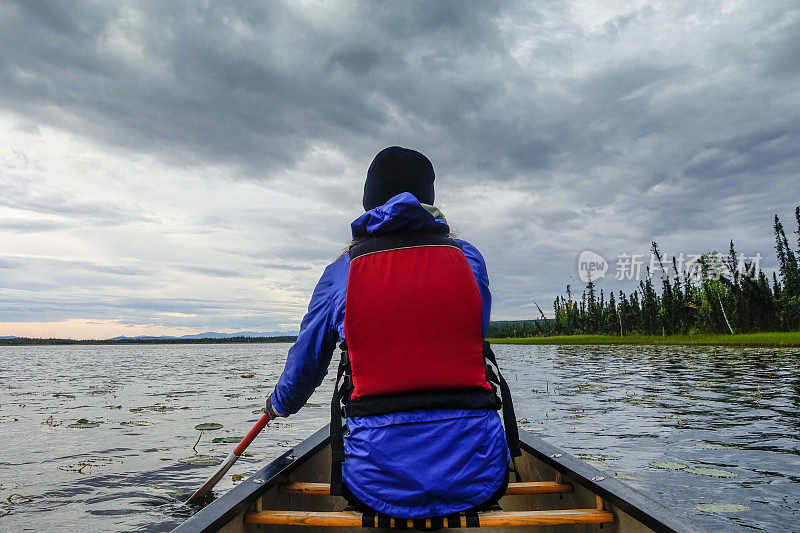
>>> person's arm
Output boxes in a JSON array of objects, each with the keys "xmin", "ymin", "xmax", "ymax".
[
  {"xmin": 456, "ymin": 239, "xmax": 492, "ymax": 336},
  {"xmin": 266, "ymin": 264, "xmax": 339, "ymax": 418}
]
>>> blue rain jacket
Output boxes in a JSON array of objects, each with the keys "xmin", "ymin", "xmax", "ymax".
[{"xmin": 270, "ymin": 193, "xmax": 509, "ymax": 518}]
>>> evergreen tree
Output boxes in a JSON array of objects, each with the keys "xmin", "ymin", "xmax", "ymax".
[
  {"xmin": 640, "ymin": 270, "xmax": 660, "ymax": 335},
  {"xmin": 606, "ymin": 291, "xmax": 620, "ymax": 335},
  {"xmin": 546, "ymin": 207, "xmax": 798, "ymax": 338}
]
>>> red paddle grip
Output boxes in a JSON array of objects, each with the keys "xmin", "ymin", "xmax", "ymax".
[{"xmin": 233, "ymin": 412, "xmax": 271, "ymax": 456}]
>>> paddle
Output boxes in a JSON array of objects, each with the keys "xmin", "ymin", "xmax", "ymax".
[{"xmin": 185, "ymin": 412, "xmax": 271, "ymax": 505}]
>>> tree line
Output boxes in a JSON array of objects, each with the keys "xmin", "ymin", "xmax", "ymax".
[{"xmin": 548, "ymin": 208, "xmax": 800, "ymax": 337}]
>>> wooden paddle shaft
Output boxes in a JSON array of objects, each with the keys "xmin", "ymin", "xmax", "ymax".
[{"xmin": 234, "ymin": 412, "xmax": 271, "ymax": 456}]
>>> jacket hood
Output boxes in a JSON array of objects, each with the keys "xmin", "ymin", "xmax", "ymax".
[{"xmin": 351, "ymin": 192, "xmax": 450, "ymax": 238}]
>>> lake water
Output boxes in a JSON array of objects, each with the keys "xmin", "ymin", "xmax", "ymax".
[{"xmin": 1, "ymin": 343, "xmax": 798, "ymax": 532}]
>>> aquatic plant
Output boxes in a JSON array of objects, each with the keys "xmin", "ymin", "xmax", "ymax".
[
  {"xmin": 212, "ymin": 436, "xmax": 243, "ymax": 444},
  {"xmin": 684, "ymin": 466, "xmax": 738, "ymax": 478},
  {"xmin": 193, "ymin": 422, "xmax": 223, "ymax": 451},
  {"xmin": 179, "ymin": 455, "xmax": 221, "ymax": 466},
  {"xmin": 67, "ymin": 418, "xmax": 101, "ymax": 428},
  {"xmin": 695, "ymin": 503, "xmax": 751, "ymax": 513},
  {"xmin": 649, "ymin": 461, "xmax": 688, "ymax": 470}
]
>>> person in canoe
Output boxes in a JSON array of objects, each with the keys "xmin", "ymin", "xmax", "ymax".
[{"xmin": 265, "ymin": 146, "xmax": 519, "ymax": 520}]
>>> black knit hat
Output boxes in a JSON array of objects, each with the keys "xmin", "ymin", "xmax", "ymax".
[{"xmin": 362, "ymin": 146, "xmax": 435, "ymax": 210}]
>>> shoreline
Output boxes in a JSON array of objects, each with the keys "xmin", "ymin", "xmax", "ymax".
[
  {"xmin": 4, "ymin": 332, "xmax": 799, "ymax": 348},
  {"xmin": 489, "ymin": 332, "xmax": 800, "ymax": 347},
  {"xmin": 0, "ymin": 336, "xmax": 297, "ymax": 346}
]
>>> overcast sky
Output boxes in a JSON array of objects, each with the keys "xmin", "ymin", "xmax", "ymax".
[{"xmin": 1, "ymin": 0, "xmax": 798, "ymax": 338}]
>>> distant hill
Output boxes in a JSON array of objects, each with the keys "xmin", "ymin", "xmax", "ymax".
[
  {"xmin": 107, "ymin": 330, "xmax": 298, "ymax": 341},
  {"xmin": 0, "ymin": 330, "xmax": 299, "ymax": 346},
  {"xmin": 177, "ymin": 330, "xmax": 297, "ymax": 339}
]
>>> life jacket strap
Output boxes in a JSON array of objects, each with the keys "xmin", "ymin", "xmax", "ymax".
[
  {"xmin": 329, "ymin": 341, "xmax": 349, "ymax": 496},
  {"xmin": 483, "ymin": 341, "xmax": 522, "ymax": 458}
]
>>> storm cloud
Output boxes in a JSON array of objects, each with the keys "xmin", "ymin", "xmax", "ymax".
[{"xmin": 1, "ymin": 0, "xmax": 798, "ymax": 336}]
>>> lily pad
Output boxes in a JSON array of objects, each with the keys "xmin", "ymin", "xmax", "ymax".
[
  {"xmin": 576, "ymin": 453, "xmax": 620, "ymax": 462},
  {"xmin": 180, "ymin": 455, "xmax": 221, "ymax": 466},
  {"xmin": 212, "ymin": 436, "xmax": 244, "ymax": 444},
  {"xmin": 577, "ymin": 454, "xmax": 618, "ymax": 472},
  {"xmin": 152, "ymin": 485, "xmax": 183, "ymax": 498},
  {"xmin": 195, "ymin": 423, "xmax": 223, "ymax": 431},
  {"xmin": 130, "ymin": 404, "xmax": 177, "ymax": 413},
  {"xmin": 67, "ymin": 418, "xmax": 102, "ymax": 428},
  {"xmin": 53, "ymin": 393, "xmax": 76, "ymax": 399},
  {"xmin": 685, "ymin": 466, "xmax": 738, "ymax": 478},
  {"xmin": 583, "ymin": 459, "xmax": 610, "ymax": 471},
  {"xmin": 695, "ymin": 503, "xmax": 751, "ymax": 513},
  {"xmin": 613, "ymin": 472, "xmax": 645, "ymax": 481},
  {"xmin": 149, "ymin": 405, "xmax": 177, "ymax": 412},
  {"xmin": 649, "ymin": 461, "xmax": 687, "ymax": 470},
  {"xmin": 240, "ymin": 374, "xmax": 255, "ymax": 378},
  {"xmin": 120, "ymin": 420, "xmax": 151, "ymax": 427}
]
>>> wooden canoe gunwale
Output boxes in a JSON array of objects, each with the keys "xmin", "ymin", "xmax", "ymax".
[{"xmin": 171, "ymin": 425, "xmax": 704, "ymax": 533}]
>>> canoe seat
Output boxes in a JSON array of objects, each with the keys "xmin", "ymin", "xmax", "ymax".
[
  {"xmin": 244, "ymin": 509, "xmax": 614, "ymax": 528},
  {"xmin": 280, "ymin": 481, "xmax": 573, "ymax": 496},
  {"xmin": 248, "ymin": 479, "xmax": 611, "ymax": 528}
]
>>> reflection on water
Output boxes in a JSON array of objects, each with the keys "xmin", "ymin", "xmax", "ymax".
[{"xmin": 0, "ymin": 344, "xmax": 798, "ymax": 531}]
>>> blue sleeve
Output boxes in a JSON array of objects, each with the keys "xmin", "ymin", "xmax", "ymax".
[
  {"xmin": 270, "ymin": 264, "xmax": 339, "ymax": 416},
  {"xmin": 456, "ymin": 239, "xmax": 492, "ymax": 337}
]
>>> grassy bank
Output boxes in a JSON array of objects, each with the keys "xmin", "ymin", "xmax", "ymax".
[{"xmin": 489, "ymin": 331, "xmax": 800, "ymax": 347}]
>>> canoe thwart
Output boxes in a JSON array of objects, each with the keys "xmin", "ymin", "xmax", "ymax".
[
  {"xmin": 244, "ymin": 509, "xmax": 614, "ymax": 527},
  {"xmin": 505, "ymin": 481, "xmax": 573, "ymax": 495},
  {"xmin": 279, "ymin": 481, "xmax": 573, "ymax": 496}
]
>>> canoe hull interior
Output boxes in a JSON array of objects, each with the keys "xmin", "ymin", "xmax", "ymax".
[
  {"xmin": 175, "ymin": 426, "xmax": 699, "ymax": 533},
  {"xmin": 217, "ymin": 445, "xmax": 650, "ymax": 532}
]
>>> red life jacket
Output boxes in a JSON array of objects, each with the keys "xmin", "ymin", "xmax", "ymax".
[
  {"xmin": 329, "ymin": 229, "xmax": 520, "ymax": 495},
  {"xmin": 344, "ymin": 229, "xmax": 493, "ymax": 404}
]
